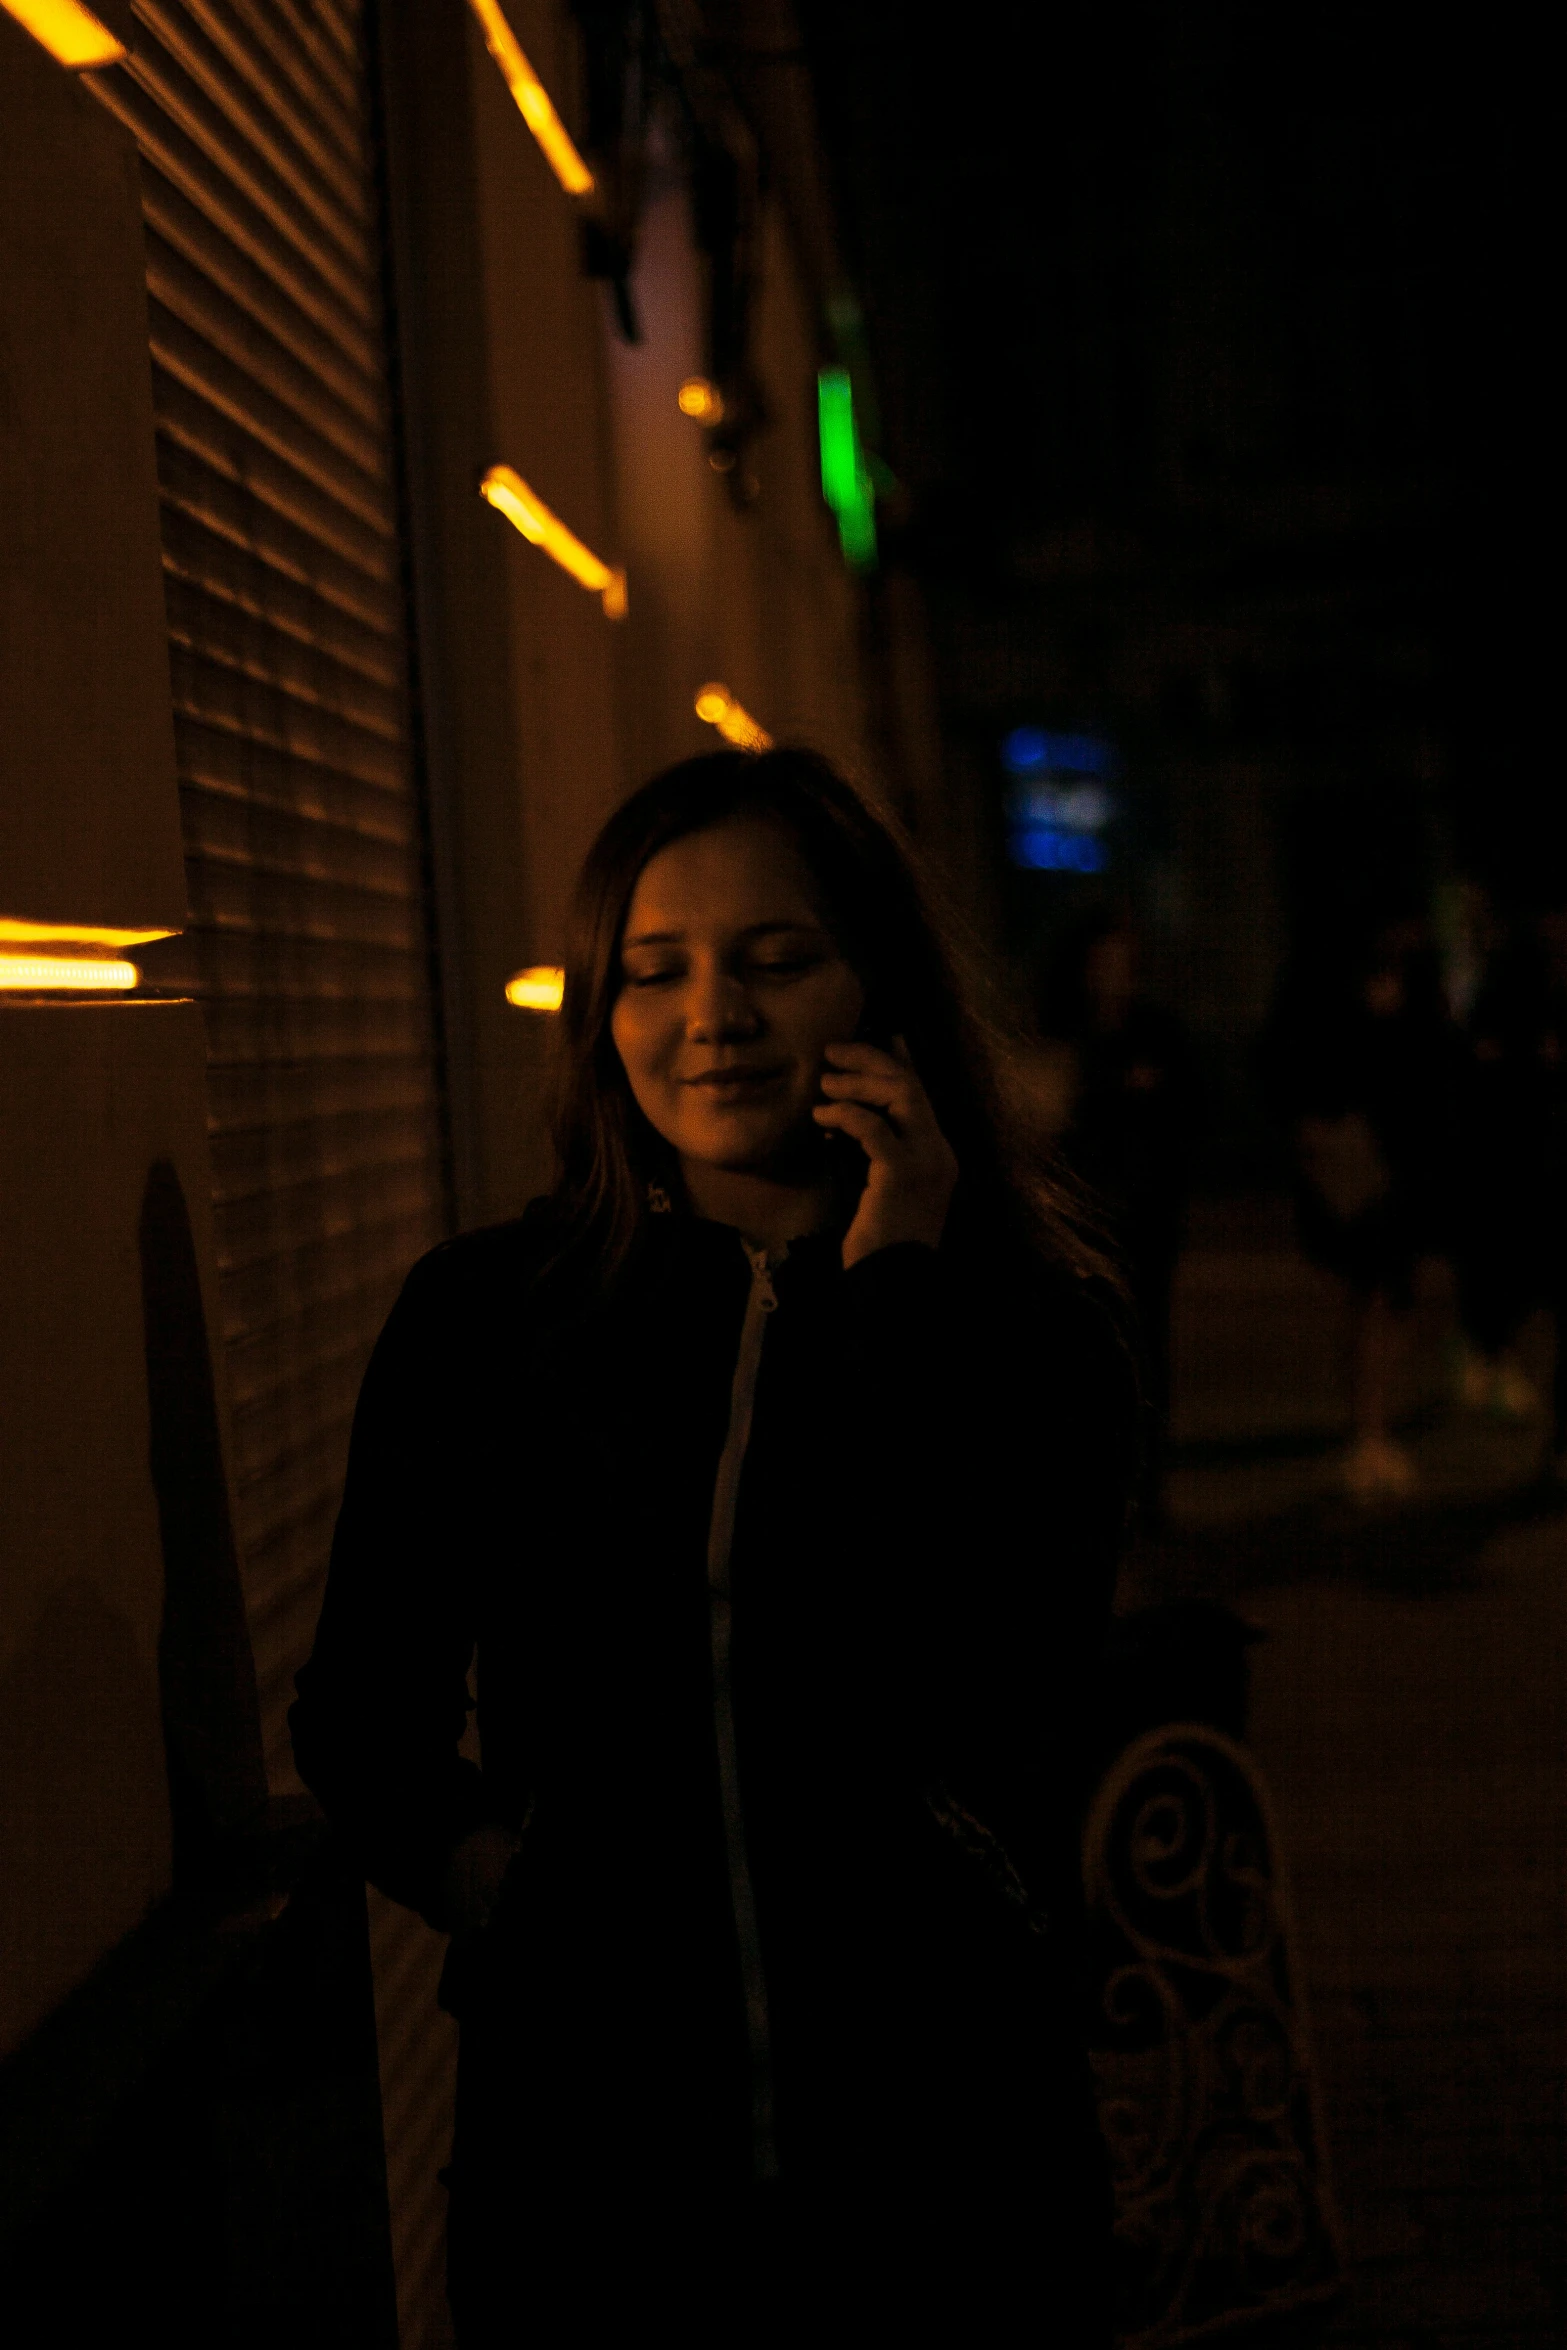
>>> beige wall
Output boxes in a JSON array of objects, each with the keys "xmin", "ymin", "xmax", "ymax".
[
  {"xmin": 467, "ymin": 0, "xmax": 627, "ymax": 966},
  {"xmin": 603, "ymin": 138, "xmax": 720, "ymax": 784},
  {"xmin": 0, "ymin": 1004, "xmax": 244, "ymax": 2056},
  {"xmin": 384, "ymin": 0, "xmax": 628, "ymax": 1228},
  {"xmin": 606, "ymin": 129, "xmax": 872, "ymax": 791},
  {"xmin": 0, "ymin": 32, "xmax": 240, "ymax": 2052},
  {"xmin": 0, "ymin": 14, "xmax": 182, "ymax": 940}
]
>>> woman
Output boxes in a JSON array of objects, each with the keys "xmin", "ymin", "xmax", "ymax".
[{"xmin": 291, "ymin": 750, "xmax": 1135, "ymax": 2341}]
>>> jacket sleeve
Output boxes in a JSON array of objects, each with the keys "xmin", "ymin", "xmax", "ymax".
[
  {"xmin": 289, "ymin": 1248, "xmax": 500, "ymax": 1925},
  {"xmin": 841, "ymin": 1220, "xmax": 1136, "ymax": 1897}
]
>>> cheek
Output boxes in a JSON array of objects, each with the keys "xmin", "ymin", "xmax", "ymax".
[
  {"xmin": 609, "ymin": 998, "xmax": 662, "ymax": 1099},
  {"xmin": 800, "ymin": 969, "xmax": 866, "ymax": 1052},
  {"xmin": 611, "ymin": 995, "xmax": 695, "ymax": 1139},
  {"xmin": 762, "ymin": 989, "xmax": 861, "ymax": 1094}
]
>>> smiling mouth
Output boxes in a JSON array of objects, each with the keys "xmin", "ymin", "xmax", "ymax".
[{"xmin": 684, "ymin": 1066, "xmax": 788, "ymax": 1096}]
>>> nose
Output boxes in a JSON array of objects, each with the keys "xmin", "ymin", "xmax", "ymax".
[{"xmin": 686, "ymin": 960, "xmax": 761, "ymax": 1042}]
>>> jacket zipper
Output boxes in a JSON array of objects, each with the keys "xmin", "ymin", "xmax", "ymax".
[{"xmin": 705, "ymin": 1238, "xmax": 781, "ymax": 2183}]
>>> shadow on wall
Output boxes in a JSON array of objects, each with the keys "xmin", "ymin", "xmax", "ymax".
[
  {"xmin": 0, "ymin": 1161, "xmax": 269, "ymax": 2044},
  {"xmin": 0, "ymin": 1162, "xmax": 398, "ymax": 2345},
  {"xmin": 139, "ymin": 1158, "xmax": 269, "ymax": 1886}
]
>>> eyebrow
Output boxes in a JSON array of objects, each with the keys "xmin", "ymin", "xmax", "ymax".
[{"xmin": 620, "ymin": 918, "xmax": 829, "ymax": 950}]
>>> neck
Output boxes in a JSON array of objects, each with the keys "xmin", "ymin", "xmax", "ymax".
[{"xmin": 678, "ymin": 1157, "xmax": 837, "ymax": 1255}]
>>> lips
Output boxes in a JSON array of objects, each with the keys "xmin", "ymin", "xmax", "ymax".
[{"xmin": 683, "ymin": 1065, "xmax": 788, "ymax": 1094}]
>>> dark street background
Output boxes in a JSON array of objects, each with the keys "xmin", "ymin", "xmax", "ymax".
[
  {"xmin": 800, "ymin": 7, "xmax": 1565, "ymax": 2340},
  {"xmin": 1129, "ymin": 1202, "xmax": 1566, "ymax": 2343},
  {"xmin": 804, "ymin": 0, "xmax": 1561, "ymax": 1158}
]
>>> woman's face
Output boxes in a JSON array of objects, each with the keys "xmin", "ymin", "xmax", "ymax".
[{"xmin": 610, "ymin": 814, "xmax": 866, "ymax": 1177}]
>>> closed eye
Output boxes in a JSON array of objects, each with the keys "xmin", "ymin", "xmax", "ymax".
[{"xmin": 747, "ymin": 944, "xmax": 832, "ymax": 976}]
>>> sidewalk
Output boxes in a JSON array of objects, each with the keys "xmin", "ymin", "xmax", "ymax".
[{"xmin": 1122, "ymin": 1198, "xmax": 1567, "ymax": 2346}]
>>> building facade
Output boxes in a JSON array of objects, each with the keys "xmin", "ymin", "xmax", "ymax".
[{"xmin": 0, "ymin": 3, "xmax": 931, "ymax": 2338}]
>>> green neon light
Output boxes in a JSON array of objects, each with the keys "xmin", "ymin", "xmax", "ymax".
[{"xmin": 817, "ymin": 367, "xmax": 877, "ymax": 570}]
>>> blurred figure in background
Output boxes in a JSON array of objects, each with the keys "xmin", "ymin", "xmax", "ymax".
[
  {"xmin": 1261, "ymin": 913, "xmax": 1461, "ymax": 1503},
  {"xmin": 1039, "ymin": 910, "xmax": 1201, "ymax": 1517},
  {"xmin": 1451, "ymin": 903, "xmax": 1567, "ymax": 1480}
]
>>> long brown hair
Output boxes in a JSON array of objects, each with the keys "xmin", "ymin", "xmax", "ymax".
[{"xmin": 547, "ymin": 747, "xmax": 1113, "ymax": 1293}]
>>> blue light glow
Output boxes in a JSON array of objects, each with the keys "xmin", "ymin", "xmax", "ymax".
[
  {"xmin": 1001, "ymin": 728, "xmax": 1119, "ymax": 781},
  {"xmin": 1003, "ymin": 727, "xmax": 1051, "ymax": 776},
  {"xmin": 1009, "ymin": 783, "xmax": 1114, "ymax": 833},
  {"xmin": 1009, "ymin": 825, "xmax": 1108, "ymax": 873}
]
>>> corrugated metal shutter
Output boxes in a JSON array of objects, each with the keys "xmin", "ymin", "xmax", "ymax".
[
  {"xmin": 90, "ymin": 0, "xmax": 447, "ymax": 1764},
  {"xmin": 89, "ymin": 9, "xmax": 456, "ymax": 2343}
]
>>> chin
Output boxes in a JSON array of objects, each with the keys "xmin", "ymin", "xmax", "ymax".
[
  {"xmin": 682, "ymin": 1125, "xmax": 792, "ymax": 1172},
  {"xmin": 699, "ymin": 1123, "xmax": 833, "ymax": 1184}
]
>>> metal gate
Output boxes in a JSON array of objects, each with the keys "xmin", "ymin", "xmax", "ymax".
[{"xmin": 90, "ymin": 7, "xmax": 455, "ymax": 2339}]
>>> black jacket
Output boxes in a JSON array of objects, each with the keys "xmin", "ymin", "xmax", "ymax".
[{"xmin": 291, "ymin": 1197, "xmax": 1132, "ymax": 2233}]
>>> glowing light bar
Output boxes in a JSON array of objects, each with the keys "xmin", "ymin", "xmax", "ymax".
[
  {"xmin": 481, "ymin": 465, "xmax": 627, "ymax": 618},
  {"xmin": 818, "ymin": 368, "xmax": 877, "ymax": 571},
  {"xmin": 466, "ymin": 0, "xmax": 594, "ymax": 196},
  {"xmin": 505, "ymin": 965, "xmax": 565, "ymax": 1012},
  {"xmin": 0, "ymin": 0, "xmax": 125, "ymax": 67},
  {"xmin": 0, "ymin": 916, "xmax": 175, "ymax": 949},
  {"xmin": 694, "ymin": 684, "xmax": 772, "ymax": 753},
  {"xmin": 678, "ymin": 377, "xmax": 725, "ymax": 424},
  {"xmin": 0, "ymin": 954, "xmax": 138, "ymax": 990}
]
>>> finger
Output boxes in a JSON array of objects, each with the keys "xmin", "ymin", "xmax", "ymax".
[
  {"xmin": 822, "ymin": 1040, "xmax": 904, "ymax": 1075},
  {"xmin": 818, "ymin": 1092, "xmax": 909, "ymax": 1145},
  {"xmin": 823, "ymin": 1036, "xmax": 922, "ymax": 1083},
  {"xmin": 812, "ymin": 1100, "xmax": 903, "ymax": 1157},
  {"xmin": 824, "ymin": 1036, "xmax": 937, "ymax": 1113},
  {"xmin": 818, "ymin": 1068, "xmax": 912, "ymax": 1119},
  {"xmin": 821, "ymin": 1069, "xmax": 945, "ymax": 1145}
]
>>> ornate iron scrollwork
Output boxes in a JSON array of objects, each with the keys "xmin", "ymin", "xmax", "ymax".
[{"xmin": 1084, "ymin": 1725, "xmax": 1345, "ymax": 2346}]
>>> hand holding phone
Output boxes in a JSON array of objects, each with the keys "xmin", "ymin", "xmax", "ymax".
[{"xmin": 812, "ymin": 1034, "xmax": 959, "ymax": 1267}]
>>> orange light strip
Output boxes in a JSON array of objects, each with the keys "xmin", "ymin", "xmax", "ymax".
[
  {"xmin": 0, "ymin": 916, "xmax": 176, "ymax": 950},
  {"xmin": 466, "ymin": 0, "xmax": 594, "ymax": 196},
  {"xmin": 694, "ymin": 684, "xmax": 772, "ymax": 752},
  {"xmin": 0, "ymin": 0, "xmax": 125, "ymax": 67},
  {"xmin": 0, "ymin": 954, "xmax": 138, "ymax": 990},
  {"xmin": 481, "ymin": 466, "xmax": 627, "ymax": 618},
  {"xmin": 505, "ymin": 965, "xmax": 565, "ymax": 1012}
]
